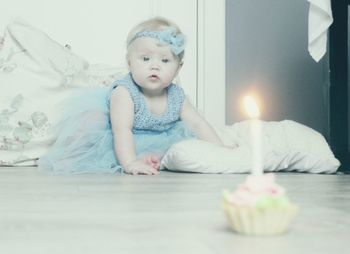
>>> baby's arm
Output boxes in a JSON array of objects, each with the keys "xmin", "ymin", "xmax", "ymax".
[
  {"xmin": 110, "ymin": 86, "xmax": 159, "ymax": 175},
  {"xmin": 181, "ymin": 97, "xmax": 224, "ymax": 146}
]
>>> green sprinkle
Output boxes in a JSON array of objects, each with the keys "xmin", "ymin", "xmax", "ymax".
[{"xmin": 255, "ymin": 196, "xmax": 290, "ymax": 209}]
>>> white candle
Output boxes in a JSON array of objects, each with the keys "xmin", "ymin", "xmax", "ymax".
[{"xmin": 243, "ymin": 96, "xmax": 263, "ymax": 175}]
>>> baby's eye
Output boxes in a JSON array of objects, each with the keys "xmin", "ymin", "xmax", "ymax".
[
  {"xmin": 143, "ymin": 56, "xmax": 150, "ymax": 61},
  {"xmin": 162, "ymin": 58, "xmax": 169, "ymax": 63}
]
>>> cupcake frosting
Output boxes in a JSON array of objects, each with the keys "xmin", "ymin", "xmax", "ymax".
[{"xmin": 224, "ymin": 173, "xmax": 289, "ymax": 208}]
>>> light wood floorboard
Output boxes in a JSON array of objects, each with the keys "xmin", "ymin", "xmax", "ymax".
[{"xmin": 0, "ymin": 167, "xmax": 349, "ymax": 254}]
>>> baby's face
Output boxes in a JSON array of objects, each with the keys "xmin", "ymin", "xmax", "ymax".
[{"xmin": 127, "ymin": 37, "xmax": 181, "ymax": 95}]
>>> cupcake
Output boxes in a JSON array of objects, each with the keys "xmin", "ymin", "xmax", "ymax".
[{"xmin": 222, "ymin": 173, "xmax": 298, "ymax": 235}]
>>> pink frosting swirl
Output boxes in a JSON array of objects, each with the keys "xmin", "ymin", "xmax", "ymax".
[{"xmin": 225, "ymin": 173, "xmax": 285, "ymax": 206}]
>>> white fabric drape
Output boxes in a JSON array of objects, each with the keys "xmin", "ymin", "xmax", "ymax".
[{"xmin": 308, "ymin": 0, "xmax": 333, "ymax": 62}]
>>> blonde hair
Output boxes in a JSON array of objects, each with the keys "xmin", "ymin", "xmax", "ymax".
[{"xmin": 126, "ymin": 17, "xmax": 185, "ymax": 61}]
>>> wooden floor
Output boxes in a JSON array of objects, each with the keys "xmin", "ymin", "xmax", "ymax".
[{"xmin": 0, "ymin": 167, "xmax": 349, "ymax": 254}]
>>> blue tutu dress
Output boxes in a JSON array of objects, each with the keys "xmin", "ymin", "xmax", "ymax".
[{"xmin": 38, "ymin": 73, "xmax": 195, "ymax": 174}]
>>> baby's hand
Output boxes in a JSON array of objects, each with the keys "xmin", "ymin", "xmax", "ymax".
[
  {"xmin": 140, "ymin": 154, "xmax": 161, "ymax": 170},
  {"xmin": 124, "ymin": 159, "xmax": 159, "ymax": 175}
]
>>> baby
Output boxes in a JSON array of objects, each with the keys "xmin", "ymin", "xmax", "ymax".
[{"xmin": 39, "ymin": 17, "xmax": 223, "ymax": 175}]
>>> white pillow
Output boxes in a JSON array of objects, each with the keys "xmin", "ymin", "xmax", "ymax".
[
  {"xmin": 4, "ymin": 19, "xmax": 127, "ymax": 87},
  {"xmin": 160, "ymin": 120, "xmax": 340, "ymax": 174},
  {"xmin": 5, "ymin": 18, "xmax": 89, "ymax": 84},
  {"xmin": 0, "ymin": 19, "xmax": 125, "ymax": 166}
]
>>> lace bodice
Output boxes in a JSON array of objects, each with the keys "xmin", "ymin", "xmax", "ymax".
[{"xmin": 109, "ymin": 73, "xmax": 185, "ymax": 132}]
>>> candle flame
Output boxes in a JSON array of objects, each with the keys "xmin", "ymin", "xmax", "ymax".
[{"xmin": 243, "ymin": 96, "xmax": 260, "ymax": 118}]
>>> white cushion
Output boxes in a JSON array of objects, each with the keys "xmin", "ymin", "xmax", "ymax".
[
  {"xmin": 160, "ymin": 120, "xmax": 340, "ymax": 174},
  {"xmin": 0, "ymin": 19, "xmax": 125, "ymax": 166}
]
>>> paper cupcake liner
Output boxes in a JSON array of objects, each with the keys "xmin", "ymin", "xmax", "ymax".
[{"xmin": 222, "ymin": 201, "xmax": 298, "ymax": 235}]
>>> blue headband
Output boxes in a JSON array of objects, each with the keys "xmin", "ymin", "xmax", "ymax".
[{"xmin": 129, "ymin": 27, "xmax": 185, "ymax": 56}]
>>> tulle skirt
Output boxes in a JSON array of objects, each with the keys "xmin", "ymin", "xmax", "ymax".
[{"xmin": 38, "ymin": 87, "xmax": 195, "ymax": 174}]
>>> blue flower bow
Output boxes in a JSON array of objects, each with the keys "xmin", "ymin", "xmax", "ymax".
[{"xmin": 130, "ymin": 27, "xmax": 186, "ymax": 56}]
